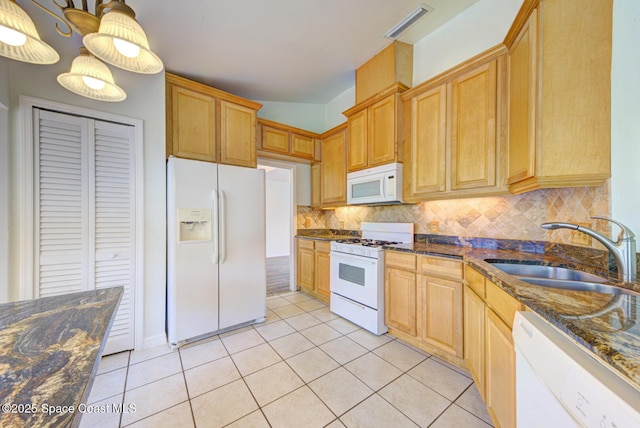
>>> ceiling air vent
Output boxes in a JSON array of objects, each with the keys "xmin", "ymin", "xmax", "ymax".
[{"xmin": 384, "ymin": 4, "xmax": 434, "ymax": 39}]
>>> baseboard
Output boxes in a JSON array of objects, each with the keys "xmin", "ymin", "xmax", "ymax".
[{"xmin": 142, "ymin": 333, "xmax": 168, "ymax": 350}]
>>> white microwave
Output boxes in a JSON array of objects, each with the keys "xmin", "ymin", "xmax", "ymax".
[{"xmin": 347, "ymin": 163, "xmax": 403, "ymax": 205}]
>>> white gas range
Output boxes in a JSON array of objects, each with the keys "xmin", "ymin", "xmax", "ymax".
[{"xmin": 330, "ymin": 222, "xmax": 414, "ymax": 335}]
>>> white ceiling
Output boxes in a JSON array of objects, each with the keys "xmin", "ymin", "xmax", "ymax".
[
  {"xmin": 15, "ymin": 0, "xmax": 478, "ymax": 104},
  {"xmin": 130, "ymin": 0, "xmax": 479, "ymax": 103}
]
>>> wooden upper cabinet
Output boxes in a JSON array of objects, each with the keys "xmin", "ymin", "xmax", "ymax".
[
  {"xmin": 291, "ymin": 133, "xmax": 315, "ymax": 159},
  {"xmin": 320, "ymin": 124, "xmax": 347, "ymax": 207},
  {"xmin": 167, "ymin": 85, "xmax": 217, "ymax": 162},
  {"xmin": 261, "ymin": 124, "xmax": 289, "ymax": 154},
  {"xmin": 405, "ymin": 84, "xmax": 447, "ymax": 199},
  {"xmin": 310, "ymin": 163, "xmax": 321, "ymax": 209},
  {"xmin": 451, "ymin": 60, "xmax": 497, "ymax": 191},
  {"xmin": 257, "ymin": 118, "xmax": 319, "ymax": 162},
  {"xmin": 220, "ymin": 101, "xmax": 257, "ymax": 168},
  {"xmin": 347, "ymin": 109, "xmax": 368, "ymax": 171},
  {"xmin": 507, "ymin": 8, "xmax": 537, "ymax": 186},
  {"xmin": 504, "ymin": 0, "xmax": 612, "ymax": 193},
  {"xmin": 166, "ymin": 73, "xmax": 262, "ymax": 167},
  {"xmin": 402, "ymin": 47, "xmax": 507, "ymax": 202},
  {"xmin": 368, "ymin": 94, "xmax": 398, "ymax": 167},
  {"xmin": 344, "ymin": 86, "xmax": 405, "ymax": 173}
]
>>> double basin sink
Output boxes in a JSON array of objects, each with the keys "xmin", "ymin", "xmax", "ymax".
[{"xmin": 488, "ymin": 262, "xmax": 639, "ymax": 296}]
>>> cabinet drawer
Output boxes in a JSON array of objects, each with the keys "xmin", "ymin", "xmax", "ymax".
[
  {"xmin": 385, "ymin": 251, "xmax": 416, "ymax": 270},
  {"xmin": 419, "ymin": 256, "xmax": 463, "ymax": 279},
  {"xmin": 465, "ymin": 265, "xmax": 486, "ymax": 298},
  {"xmin": 315, "ymin": 241, "xmax": 331, "ymax": 253},
  {"xmin": 298, "ymin": 239, "xmax": 315, "ymax": 250},
  {"xmin": 485, "ymin": 280, "xmax": 522, "ymax": 328}
]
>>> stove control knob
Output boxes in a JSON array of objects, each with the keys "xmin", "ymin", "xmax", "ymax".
[
  {"xmin": 366, "ymin": 251, "xmax": 371, "ymax": 257},
  {"xmin": 349, "ymin": 249, "xmax": 353, "ymax": 253}
]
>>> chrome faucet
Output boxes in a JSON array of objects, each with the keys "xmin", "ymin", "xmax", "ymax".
[{"xmin": 541, "ymin": 216, "xmax": 637, "ymax": 282}]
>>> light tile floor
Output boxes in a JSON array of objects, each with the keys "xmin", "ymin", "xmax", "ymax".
[{"xmin": 80, "ymin": 291, "xmax": 493, "ymax": 428}]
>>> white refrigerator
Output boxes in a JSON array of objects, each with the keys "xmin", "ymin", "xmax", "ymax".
[{"xmin": 167, "ymin": 156, "xmax": 266, "ymax": 348}]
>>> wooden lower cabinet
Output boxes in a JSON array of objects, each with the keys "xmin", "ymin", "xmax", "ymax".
[
  {"xmin": 384, "ymin": 267, "xmax": 417, "ymax": 335},
  {"xmin": 314, "ymin": 242, "xmax": 331, "ymax": 300},
  {"xmin": 464, "ymin": 265, "xmax": 522, "ymax": 428},
  {"xmin": 296, "ymin": 239, "xmax": 315, "ymax": 293},
  {"xmin": 464, "ymin": 285, "xmax": 486, "ymax": 399},
  {"xmin": 384, "ymin": 251, "xmax": 463, "ymax": 364},
  {"xmin": 419, "ymin": 274, "xmax": 463, "ymax": 358},
  {"xmin": 486, "ymin": 308, "xmax": 516, "ymax": 428},
  {"xmin": 295, "ymin": 238, "xmax": 330, "ymax": 303}
]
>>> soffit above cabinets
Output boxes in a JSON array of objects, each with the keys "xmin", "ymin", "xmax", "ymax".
[{"xmin": 128, "ymin": 0, "xmax": 479, "ymax": 103}]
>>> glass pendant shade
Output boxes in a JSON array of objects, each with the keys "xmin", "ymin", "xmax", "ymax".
[
  {"xmin": 57, "ymin": 50, "xmax": 126, "ymax": 102},
  {"xmin": 84, "ymin": 10, "xmax": 163, "ymax": 74},
  {"xmin": 0, "ymin": 0, "xmax": 59, "ymax": 64}
]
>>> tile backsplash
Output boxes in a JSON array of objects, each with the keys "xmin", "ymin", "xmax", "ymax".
[{"xmin": 297, "ymin": 183, "xmax": 611, "ymax": 250}]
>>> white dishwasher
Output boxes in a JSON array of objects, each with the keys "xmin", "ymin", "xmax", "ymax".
[{"xmin": 512, "ymin": 311, "xmax": 640, "ymax": 427}]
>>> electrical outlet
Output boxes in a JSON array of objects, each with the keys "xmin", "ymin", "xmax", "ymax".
[
  {"xmin": 304, "ymin": 217, "xmax": 311, "ymax": 228},
  {"xmin": 429, "ymin": 221, "xmax": 439, "ymax": 234},
  {"xmin": 571, "ymin": 222, "xmax": 592, "ymax": 246},
  {"xmin": 339, "ymin": 221, "xmax": 345, "ymax": 229}
]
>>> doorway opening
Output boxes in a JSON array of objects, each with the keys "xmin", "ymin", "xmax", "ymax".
[{"xmin": 258, "ymin": 159, "xmax": 296, "ymax": 296}]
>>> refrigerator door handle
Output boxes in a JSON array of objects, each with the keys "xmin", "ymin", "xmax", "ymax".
[
  {"xmin": 212, "ymin": 189, "xmax": 218, "ymax": 265},
  {"xmin": 219, "ymin": 190, "xmax": 227, "ymax": 264}
]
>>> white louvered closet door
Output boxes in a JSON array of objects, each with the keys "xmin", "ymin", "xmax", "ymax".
[{"xmin": 34, "ymin": 108, "xmax": 135, "ymax": 354}]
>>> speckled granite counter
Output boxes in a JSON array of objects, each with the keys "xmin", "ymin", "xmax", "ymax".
[
  {"xmin": 296, "ymin": 228, "xmax": 360, "ymax": 241},
  {"xmin": 0, "ymin": 287, "xmax": 123, "ymax": 428},
  {"xmin": 385, "ymin": 241, "xmax": 640, "ymax": 390}
]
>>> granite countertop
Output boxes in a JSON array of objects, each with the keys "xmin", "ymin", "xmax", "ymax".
[
  {"xmin": 0, "ymin": 287, "xmax": 123, "ymax": 428},
  {"xmin": 296, "ymin": 228, "xmax": 360, "ymax": 241},
  {"xmin": 385, "ymin": 242, "xmax": 640, "ymax": 390}
]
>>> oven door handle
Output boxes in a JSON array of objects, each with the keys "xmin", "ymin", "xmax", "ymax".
[{"xmin": 330, "ymin": 251, "xmax": 378, "ymax": 266}]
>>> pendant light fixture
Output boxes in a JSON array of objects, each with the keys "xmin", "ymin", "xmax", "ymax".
[
  {"xmin": 0, "ymin": 0, "xmax": 162, "ymax": 102},
  {"xmin": 0, "ymin": 0, "xmax": 58, "ymax": 64},
  {"xmin": 57, "ymin": 47, "xmax": 126, "ymax": 102},
  {"xmin": 83, "ymin": 2, "xmax": 163, "ymax": 74}
]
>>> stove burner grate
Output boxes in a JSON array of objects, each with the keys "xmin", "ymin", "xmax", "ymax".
[{"xmin": 335, "ymin": 238, "xmax": 401, "ymax": 248}]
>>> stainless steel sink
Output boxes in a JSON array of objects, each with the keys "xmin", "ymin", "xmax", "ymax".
[
  {"xmin": 516, "ymin": 277, "xmax": 639, "ymax": 296},
  {"xmin": 490, "ymin": 263, "xmax": 607, "ymax": 283},
  {"xmin": 488, "ymin": 262, "xmax": 640, "ymax": 296}
]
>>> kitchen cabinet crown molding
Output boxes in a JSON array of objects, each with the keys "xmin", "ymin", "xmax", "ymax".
[
  {"xmin": 401, "ymin": 44, "xmax": 508, "ymax": 100},
  {"xmin": 257, "ymin": 118, "xmax": 320, "ymax": 139},
  {"xmin": 319, "ymin": 122, "xmax": 348, "ymax": 139},
  {"xmin": 342, "ymin": 82, "xmax": 409, "ymax": 117},
  {"xmin": 166, "ymin": 72, "xmax": 263, "ymax": 111},
  {"xmin": 503, "ymin": 0, "xmax": 540, "ymax": 47}
]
